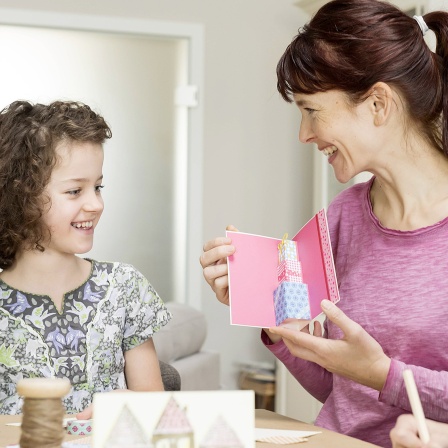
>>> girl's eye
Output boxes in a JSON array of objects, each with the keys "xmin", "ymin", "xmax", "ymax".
[
  {"xmin": 95, "ymin": 185, "xmax": 105, "ymax": 193},
  {"xmin": 67, "ymin": 189, "xmax": 81, "ymax": 196}
]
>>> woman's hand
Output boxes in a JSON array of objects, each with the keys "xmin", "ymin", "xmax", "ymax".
[
  {"xmin": 268, "ymin": 299, "xmax": 391, "ymax": 391},
  {"xmin": 263, "ymin": 318, "xmax": 323, "ymax": 344},
  {"xmin": 390, "ymin": 414, "xmax": 448, "ymax": 448},
  {"xmin": 199, "ymin": 225, "xmax": 237, "ymax": 306}
]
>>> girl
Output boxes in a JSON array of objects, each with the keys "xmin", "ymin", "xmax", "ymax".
[{"xmin": 0, "ymin": 100, "xmax": 170, "ymax": 416}]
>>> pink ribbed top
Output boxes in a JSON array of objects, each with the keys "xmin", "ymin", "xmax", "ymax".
[{"xmin": 263, "ymin": 178, "xmax": 448, "ymax": 447}]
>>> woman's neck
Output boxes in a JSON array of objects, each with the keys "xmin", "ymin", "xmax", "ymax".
[{"xmin": 369, "ymin": 147, "xmax": 448, "ymax": 230}]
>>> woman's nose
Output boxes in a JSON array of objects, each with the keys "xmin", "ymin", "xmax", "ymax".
[{"xmin": 298, "ymin": 119, "xmax": 316, "ymax": 144}]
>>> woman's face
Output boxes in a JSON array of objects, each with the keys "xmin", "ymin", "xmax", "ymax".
[{"xmin": 293, "ymin": 90, "xmax": 377, "ymax": 184}]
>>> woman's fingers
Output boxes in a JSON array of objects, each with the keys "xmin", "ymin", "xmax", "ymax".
[
  {"xmin": 202, "ymin": 236, "xmax": 232, "ymax": 257},
  {"xmin": 200, "ymin": 240, "xmax": 234, "ymax": 269},
  {"xmin": 203, "ymin": 260, "xmax": 229, "ymax": 280},
  {"xmin": 200, "ymin": 226, "xmax": 238, "ymax": 306}
]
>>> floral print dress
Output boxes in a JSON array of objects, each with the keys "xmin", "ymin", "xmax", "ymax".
[{"xmin": 0, "ymin": 260, "xmax": 171, "ymax": 414}]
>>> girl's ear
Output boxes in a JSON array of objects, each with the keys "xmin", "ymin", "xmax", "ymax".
[{"xmin": 369, "ymin": 82, "xmax": 394, "ymax": 126}]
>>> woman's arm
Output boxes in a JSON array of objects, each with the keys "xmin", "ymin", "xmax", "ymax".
[
  {"xmin": 381, "ymin": 360, "xmax": 448, "ymax": 422},
  {"xmin": 262, "ymin": 328, "xmax": 333, "ymax": 403}
]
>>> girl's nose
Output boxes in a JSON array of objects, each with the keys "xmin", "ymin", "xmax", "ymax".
[{"xmin": 83, "ymin": 191, "xmax": 104, "ymax": 212}]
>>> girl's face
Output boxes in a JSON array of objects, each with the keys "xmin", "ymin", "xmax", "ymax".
[
  {"xmin": 41, "ymin": 141, "xmax": 104, "ymax": 256},
  {"xmin": 294, "ymin": 90, "xmax": 377, "ymax": 184}
]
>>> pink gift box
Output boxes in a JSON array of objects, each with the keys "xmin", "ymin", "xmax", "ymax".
[
  {"xmin": 278, "ymin": 259, "xmax": 302, "ymax": 274},
  {"xmin": 277, "ymin": 260, "xmax": 302, "ymax": 283},
  {"xmin": 274, "ymin": 282, "xmax": 311, "ymax": 325},
  {"xmin": 278, "ymin": 271, "xmax": 303, "ymax": 283},
  {"xmin": 278, "ymin": 240, "xmax": 298, "ymax": 262}
]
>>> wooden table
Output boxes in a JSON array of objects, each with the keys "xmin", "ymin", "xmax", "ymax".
[
  {"xmin": 256, "ymin": 409, "xmax": 381, "ymax": 447},
  {"xmin": 0, "ymin": 409, "xmax": 381, "ymax": 447},
  {"xmin": 0, "ymin": 415, "xmax": 89, "ymax": 447}
]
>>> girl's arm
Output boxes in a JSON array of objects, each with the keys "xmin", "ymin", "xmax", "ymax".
[
  {"xmin": 76, "ymin": 339, "xmax": 164, "ymax": 420},
  {"xmin": 124, "ymin": 338, "xmax": 164, "ymax": 391}
]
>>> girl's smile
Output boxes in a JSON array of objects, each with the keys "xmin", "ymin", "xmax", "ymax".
[{"xmin": 71, "ymin": 221, "xmax": 94, "ymax": 230}]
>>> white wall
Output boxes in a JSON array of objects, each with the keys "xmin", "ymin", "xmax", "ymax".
[{"xmin": 0, "ymin": 0, "xmax": 313, "ymax": 390}]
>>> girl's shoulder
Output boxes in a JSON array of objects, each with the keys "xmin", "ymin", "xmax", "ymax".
[
  {"xmin": 88, "ymin": 259, "xmax": 136, "ymax": 277},
  {"xmin": 89, "ymin": 259, "xmax": 149, "ymax": 287}
]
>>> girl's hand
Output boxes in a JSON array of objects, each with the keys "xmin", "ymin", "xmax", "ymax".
[
  {"xmin": 75, "ymin": 389, "xmax": 131, "ymax": 420},
  {"xmin": 200, "ymin": 225, "xmax": 237, "ymax": 306},
  {"xmin": 390, "ymin": 414, "xmax": 448, "ymax": 448},
  {"xmin": 268, "ymin": 299, "xmax": 391, "ymax": 391},
  {"xmin": 76, "ymin": 404, "xmax": 93, "ymax": 420}
]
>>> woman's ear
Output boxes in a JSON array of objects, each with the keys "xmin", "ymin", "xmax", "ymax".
[{"xmin": 369, "ymin": 82, "xmax": 394, "ymax": 126}]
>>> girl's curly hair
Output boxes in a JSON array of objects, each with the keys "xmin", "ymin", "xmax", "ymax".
[{"xmin": 0, "ymin": 100, "xmax": 112, "ymax": 269}]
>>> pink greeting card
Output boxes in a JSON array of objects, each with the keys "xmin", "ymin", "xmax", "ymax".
[{"xmin": 227, "ymin": 209, "xmax": 339, "ymax": 328}]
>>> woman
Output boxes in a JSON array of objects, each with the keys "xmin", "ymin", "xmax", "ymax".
[{"xmin": 200, "ymin": 1, "xmax": 448, "ymax": 446}]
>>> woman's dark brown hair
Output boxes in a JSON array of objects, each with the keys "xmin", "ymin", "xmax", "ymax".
[
  {"xmin": 0, "ymin": 100, "xmax": 112, "ymax": 269},
  {"xmin": 277, "ymin": 0, "xmax": 448, "ymax": 155}
]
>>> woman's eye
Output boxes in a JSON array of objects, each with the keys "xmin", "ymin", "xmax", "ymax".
[
  {"xmin": 67, "ymin": 189, "xmax": 81, "ymax": 196},
  {"xmin": 95, "ymin": 185, "xmax": 105, "ymax": 193},
  {"xmin": 305, "ymin": 108, "xmax": 316, "ymax": 115}
]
